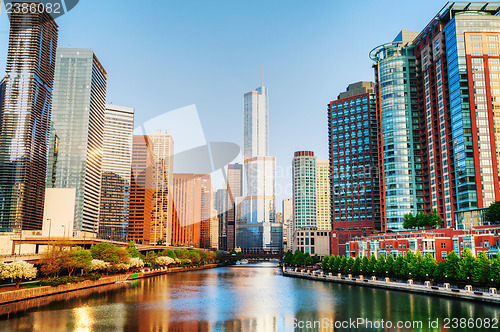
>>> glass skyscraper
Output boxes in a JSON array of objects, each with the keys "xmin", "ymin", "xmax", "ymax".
[
  {"xmin": 98, "ymin": 104, "xmax": 134, "ymax": 242},
  {"xmin": 0, "ymin": 9, "xmax": 58, "ymax": 231},
  {"xmin": 293, "ymin": 151, "xmax": 318, "ymax": 232},
  {"xmin": 238, "ymin": 86, "xmax": 282, "ymax": 253},
  {"xmin": 371, "ymin": 33, "xmax": 422, "ymax": 232},
  {"xmin": 47, "ymin": 48, "xmax": 107, "ymax": 237}
]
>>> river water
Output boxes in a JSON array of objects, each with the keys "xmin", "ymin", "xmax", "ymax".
[{"xmin": 0, "ymin": 262, "xmax": 498, "ymax": 331}]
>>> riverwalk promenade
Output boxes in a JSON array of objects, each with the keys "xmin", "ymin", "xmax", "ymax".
[
  {"xmin": 0, "ymin": 264, "xmax": 217, "ymax": 306},
  {"xmin": 283, "ymin": 268, "xmax": 500, "ymax": 305}
]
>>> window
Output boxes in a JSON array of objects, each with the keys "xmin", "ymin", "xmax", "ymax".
[
  {"xmin": 441, "ymin": 251, "xmax": 447, "ymax": 260},
  {"xmin": 441, "ymin": 243, "xmax": 446, "ymax": 249}
]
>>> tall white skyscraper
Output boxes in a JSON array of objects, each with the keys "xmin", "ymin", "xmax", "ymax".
[
  {"xmin": 148, "ymin": 131, "xmax": 174, "ymax": 245},
  {"xmin": 98, "ymin": 104, "xmax": 134, "ymax": 242},
  {"xmin": 238, "ymin": 85, "xmax": 282, "ymax": 253}
]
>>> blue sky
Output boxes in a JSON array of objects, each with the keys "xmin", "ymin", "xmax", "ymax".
[{"xmin": 0, "ymin": 0, "xmax": 447, "ymax": 209}]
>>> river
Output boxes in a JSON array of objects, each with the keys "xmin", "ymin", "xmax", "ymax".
[{"xmin": 0, "ymin": 262, "xmax": 499, "ymax": 331}]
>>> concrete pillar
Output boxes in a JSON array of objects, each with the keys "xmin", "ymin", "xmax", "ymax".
[
  {"xmin": 490, "ymin": 288, "xmax": 497, "ymax": 294},
  {"xmin": 385, "ymin": 277, "xmax": 390, "ymax": 282},
  {"xmin": 465, "ymin": 285, "xmax": 472, "ymax": 292},
  {"xmin": 424, "ymin": 281, "xmax": 431, "ymax": 287},
  {"xmin": 408, "ymin": 279, "xmax": 413, "ymax": 285},
  {"xmin": 444, "ymin": 283, "xmax": 450, "ymax": 289}
]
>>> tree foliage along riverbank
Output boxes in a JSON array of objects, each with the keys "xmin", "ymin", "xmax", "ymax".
[
  {"xmin": 283, "ymin": 250, "xmax": 321, "ymax": 267},
  {"xmin": 0, "ymin": 241, "xmax": 218, "ymax": 288},
  {"xmin": 320, "ymin": 249, "xmax": 500, "ymax": 286}
]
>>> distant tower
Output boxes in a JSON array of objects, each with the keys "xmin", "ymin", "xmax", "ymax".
[
  {"xmin": 238, "ymin": 82, "xmax": 282, "ymax": 254},
  {"xmin": 0, "ymin": 9, "xmax": 58, "ymax": 231}
]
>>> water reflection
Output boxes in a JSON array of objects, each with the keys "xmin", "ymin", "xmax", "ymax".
[{"xmin": 0, "ymin": 262, "xmax": 499, "ymax": 331}]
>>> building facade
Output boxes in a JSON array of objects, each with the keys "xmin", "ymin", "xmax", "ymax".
[
  {"xmin": 128, "ymin": 136, "xmax": 154, "ymax": 244},
  {"xmin": 293, "ymin": 151, "xmax": 318, "ymax": 232},
  {"xmin": 47, "ymin": 48, "xmax": 107, "ymax": 237},
  {"xmin": 226, "ymin": 163, "xmax": 243, "ymax": 251},
  {"xmin": 292, "ymin": 227, "xmax": 331, "ymax": 258},
  {"xmin": 283, "ymin": 198, "xmax": 293, "ymax": 251},
  {"xmin": 345, "ymin": 225, "xmax": 500, "ymax": 261},
  {"xmin": 148, "ymin": 131, "xmax": 174, "ymax": 245},
  {"xmin": 316, "ymin": 159, "xmax": 331, "ymax": 231},
  {"xmin": 238, "ymin": 86, "xmax": 282, "ymax": 253},
  {"xmin": 328, "ymin": 82, "xmax": 382, "ymax": 254},
  {"xmin": 0, "ymin": 9, "xmax": 58, "ymax": 231},
  {"xmin": 98, "ymin": 104, "xmax": 134, "ymax": 242}
]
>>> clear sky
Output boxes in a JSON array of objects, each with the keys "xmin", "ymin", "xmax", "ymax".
[{"xmin": 0, "ymin": 0, "xmax": 448, "ymax": 210}]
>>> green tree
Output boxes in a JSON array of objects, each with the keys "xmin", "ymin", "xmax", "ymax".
[
  {"xmin": 339, "ymin": 256, "xmax": 348, "ymax": 273},
  {"xmin": 90, "ymin": 243, "xmax": 129, "ymax": 264},
  {"xmin": 65, "ymin": 249, "xmax": 92, "ymax": 276},
  {"xmin": 374, "ymin": 255, "xmax": 386, "ymax": 277},
  {"xmin": 321, "ymin": 255, "xmax": 331, "ymax": 271},
  {"xmin": 145, "ymin": 251, "xmax": 157, "ymax": 267},
  {"xmin": 352, "ymin": 256, "xmax": 362, "ymax": 275},
  {"xmin": 126, "ymin": 241, "xmax": 143, "ymax": 259},
  {"xmin": 485, "ymin": 201, "xmax": 500, "ymax": 224},
  {"xmin": 490, "ymin": 256, "xmax": 500, "ymax": 285},
  {"xmin": 475, "ymin": 251, "xmax": 491, "ymax": 284},
  {"xmin": 360, "ymin": 256, "xmax": 369, "ymax": 274},
  {"xmin": 393, "ymin": 255, "xmax": 405, "ymax": 279},
  {"xmin": 312, "ymin": 254, "xmax": 320, "ymax": 264},
  {"xmin": 458, "ymin": 248, "xmax": 476, "ymax": 283},
  {"xmin": 368, "ymin": 254, "xmax": 377, "ymax": 275},
  {"xmin": 330, "ymin": 255, "xmax": 341, "ymax": 272},
  {"xmin": 428, "ymin": 209, "xmax": 442, "ymax": 228},
  {"xmin": 384, "ymin": 254, "xmax": 395, "ymax": 277},
  {"xmin": 403, "ymin": 212, "xmax": 416, "ymax": 229},
  {"xmin": 189, "ymin": 251, "xmax": 201, "ymax": 265},
  {"xmin": 199, "ymin": 251, "xmax": 208, "ymax": 264},
  {"xmin": 419, "ymin": 253, "xmax": 437, "ymax": 280},
  {"xmin": 346, "ymin": 257, "xmax": 354, "ymax": 272},
  {"xmin": 442, "ymin": 251, "xmax": 461, "ymax": 283},
  {"xmin": 284, "ymin": 250, "xmax": 294, "ymax": 265},
  {"xmin": 292, "ymin": 251, "xmax": 305, "ymax": 266}
]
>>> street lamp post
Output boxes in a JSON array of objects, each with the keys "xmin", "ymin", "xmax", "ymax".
[
  {"xmin": 62, "ymin": 225, "xmax": 65, "ymax": 238},
  {"xmin": 47, "ymin": 218, "xmax": 52, "ymax": 240}
]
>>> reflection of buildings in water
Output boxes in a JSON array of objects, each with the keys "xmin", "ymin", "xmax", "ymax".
[{"xmin": 73, "ymin": 306, "xmax": 96, "ymax": 332}]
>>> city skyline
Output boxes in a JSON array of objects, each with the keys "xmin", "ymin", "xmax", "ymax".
[{"xmin": 0, "ymin": 0, "xmax": 449, "ymax": 210}]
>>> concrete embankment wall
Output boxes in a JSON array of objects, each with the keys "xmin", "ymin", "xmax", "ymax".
[
  {"xmin": 283, "ymin": 269, "xmax": 500, "ymax": 305},
  {"xmin": 0, "ymin": 264, "xmax": 218, "ymax": 306}
]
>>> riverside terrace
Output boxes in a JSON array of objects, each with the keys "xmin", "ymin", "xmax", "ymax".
[
  {"xmin": 283, "ymin": 267, "xmax": 500, "ymax": 305},
  {"xmin": 1, "ymin": 237, "xmax": 206, "ymax": 264}
]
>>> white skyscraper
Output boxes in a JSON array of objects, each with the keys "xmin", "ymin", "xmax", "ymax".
[
  {"xmin": 98, "ymin": 104, "xmax": 134, "ymax": 242},
  {"xmin": 238, "ymin": 85, "xmax": 282, "ymax": 253}
]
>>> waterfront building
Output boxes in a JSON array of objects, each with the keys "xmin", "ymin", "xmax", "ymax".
[
  {"xmin": 227, "ymin": 163, "xmax": 243, "ymax": 251},
  {"xmin": 171, "ymin": 173, "xmax": 211, "ymax": 248},
  {"xmin": 291, "ymin": 226, "xmax": 331, "ymax": 258},
  {"xmin": 370, "ymin": 34, "xmax": 421, "ymax": 234},
  {"xmin": 316, "ymin": 160, "xmax": 331, "ymax": 231},
  {"xmin": 214, "ymin": 188, "xmax": 228, "ymax": 250},
  {"xmin": 283, "ymin": 198, "xmax": 293, "ymax": 251},
  {"xmin": 210, "ymin": 207, "xmax": 219, "ymax": 250},
  {"xmin": 345, "ymin": 225, "xmax": 500, "ymax": 261},
  {"xmin": 0, "ymin": 9, "xmax": 58, "ymax": 231},
  {"xmin": 46, "ymin": 49, "xmax": 107, "ymax": 237},
  {"xmin": 147, "ymin": 131, "xmax": 174, "ymax": 245},
  {"xmin": 293, "ymin": 151, "xmax": 318, "ymax": 232},
  {"xmin": 238, "ymin": 85, "xmax": 281, "ymax": 253},
  {"xmin": 128, "ymin": 136, "xmax": 154, "ymax": 244},
  {"xmin": 411, "ymin": 3, "xmax": 500, "ymax": 228},
  {"xmin": 328, "ymin": 82, "xmax": 382, "ymax": 254},
  {"xmin": 98, "ymin": 104, "xmax": 134, "ymax": 242}
]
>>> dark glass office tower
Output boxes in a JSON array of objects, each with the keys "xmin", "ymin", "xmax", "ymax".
[{"xmin": 0, "ymin": 8, "xmax": 58, "ymax": 231}]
